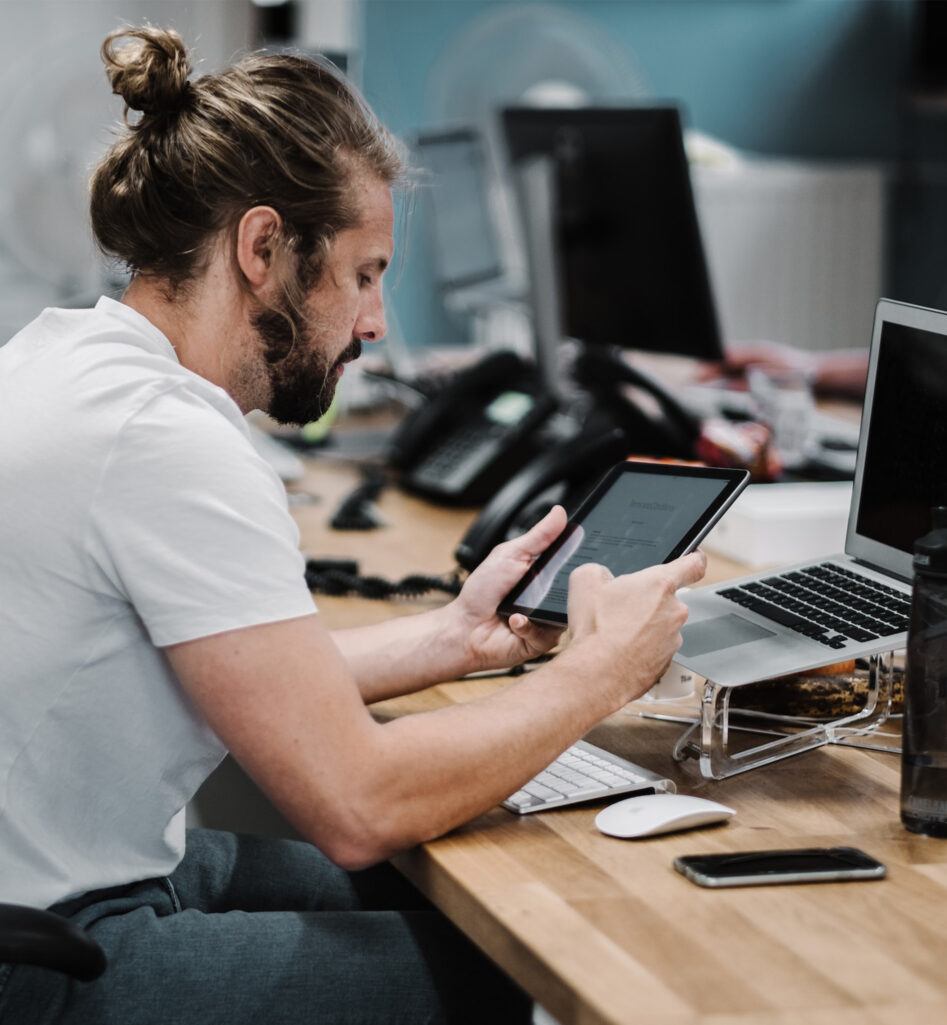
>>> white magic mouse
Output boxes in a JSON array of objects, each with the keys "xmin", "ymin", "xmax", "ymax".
[{"xmin": 594, "ymin": 793, "xmax": 735, "ymax": 839}]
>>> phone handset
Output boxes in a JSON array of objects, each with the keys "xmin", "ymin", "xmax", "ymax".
[
  {"xmin": 454, "ymin": 427, "xmax": 629, "ymax": 571},
  {"xmin": 572, "ymin": 345, "xmax": 701, "ymax": 459}
]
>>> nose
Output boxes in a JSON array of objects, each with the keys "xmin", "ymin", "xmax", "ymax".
[{"xmin": 355, "ymin": 289, "xmax": 386, "ymax": 344}]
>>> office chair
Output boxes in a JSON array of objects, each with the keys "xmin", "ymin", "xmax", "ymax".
[{"xmin": 0, "ymin": 902, "xmax": 106, "ymax": 981}]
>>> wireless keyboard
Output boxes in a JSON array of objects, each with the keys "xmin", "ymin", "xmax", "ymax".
[{"xmin": 502, "ymin": 740, "xmax": 675, "ymax": 814}]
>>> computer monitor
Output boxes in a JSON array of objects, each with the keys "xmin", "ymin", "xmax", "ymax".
[
  {"xmin": 501, "ymin": 106, "xmax": 723, "ymax": 361},
  {"xmin": 413, "ymin": 127, "xmax": 505, "ymax": 291}
]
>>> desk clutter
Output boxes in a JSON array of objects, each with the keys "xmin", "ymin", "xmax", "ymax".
[{"xmin": 733, "ymin": 660, "xmax": 904, "ymax": 719}]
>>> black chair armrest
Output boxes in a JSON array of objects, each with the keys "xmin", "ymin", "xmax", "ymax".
[{"xmin": 0, "ymin": 903, "xmax": 106, "ymax": 981}]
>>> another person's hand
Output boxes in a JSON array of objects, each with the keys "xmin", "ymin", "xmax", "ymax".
[
  {"xmin": 698, "ymin": 341, "xmax": 818, "ymax": 385},
  {"xmin": 699, "ymin": 341, "xmax": 868, "ymax": 399},
  {"xmin": 449, "ymin": 506, "xmax": 568, "ymax": 672}
]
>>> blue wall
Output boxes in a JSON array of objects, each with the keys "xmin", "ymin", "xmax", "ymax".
[{"xmin": 360, "ymin": 1, "xmax": 915, "ymax": 350}]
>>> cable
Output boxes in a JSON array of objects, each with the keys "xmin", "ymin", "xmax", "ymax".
[
  {"xmin": 305, "ymin": 558, "xmax": 463, "ymax": 600},
  {"xmin": 330, "ymin": 468, "xmax": 388, "ymax": 530}
]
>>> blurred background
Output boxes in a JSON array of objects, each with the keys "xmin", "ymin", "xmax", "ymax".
[{"xmin": 0, "ymin": 0, "xmax": 943, "ymax": 366}]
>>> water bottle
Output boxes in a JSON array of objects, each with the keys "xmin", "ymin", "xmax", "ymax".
[{"xmin": 901, "ymin": 506, "xmax": 947, "ymax": 836}]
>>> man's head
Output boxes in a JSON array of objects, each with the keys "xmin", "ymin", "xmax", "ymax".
[
  {"xmin": 90, "ymin": 26, "xmax": 403, "ymax": 423},
  {"xmin": 233, "ymin": 177, "xmax": 393, "ymax": 425}
]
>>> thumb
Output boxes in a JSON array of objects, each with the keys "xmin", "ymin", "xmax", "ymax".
[
  {"xmin": 509, "ymin": 504, "xmax": 568, "ymax": 560},
  {"xmin": 664, "ymin": 550, "xmax": 708, "ymax": 591}
]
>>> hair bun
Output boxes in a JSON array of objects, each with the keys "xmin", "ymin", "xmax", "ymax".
[{"xmin": 101, "ymin": 26, "xmax": 192, "ymax": 117}]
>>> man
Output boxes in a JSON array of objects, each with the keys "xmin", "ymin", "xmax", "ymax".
[{"xmin": 0, "ymin": 26, "xmax": 705, "ymax": 1024}]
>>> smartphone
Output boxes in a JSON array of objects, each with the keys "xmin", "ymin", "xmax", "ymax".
[
  {"xmin": 497, "ymin": 461, "xmax": 749, "ymax": 626},
  {"xmin": 674, "ymin": 847, "xmax": 887, "ymax": 888}
]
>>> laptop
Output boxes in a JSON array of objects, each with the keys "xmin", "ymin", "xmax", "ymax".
[{"xmin": 676, "ymin": 298, "xmax": 947, "ymax": 687}]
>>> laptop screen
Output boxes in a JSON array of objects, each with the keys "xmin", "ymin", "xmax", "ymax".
[{"xmin": 848, "ymin": 300, "xmax": 947, "ymax": 579}]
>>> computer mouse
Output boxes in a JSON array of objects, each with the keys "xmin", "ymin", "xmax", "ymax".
[{"xmin": 594, "ymin": 793, "xmax": 735, "ymax": 839}]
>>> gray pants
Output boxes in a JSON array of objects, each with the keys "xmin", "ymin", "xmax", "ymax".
[{"xmin": 0, "ymin": 829, "xmax": 530, "ymax": 1024}]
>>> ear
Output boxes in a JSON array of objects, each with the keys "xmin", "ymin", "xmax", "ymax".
[{"xmin": 235, "ymin": 206, "xmax": 283, "ymax": 289}]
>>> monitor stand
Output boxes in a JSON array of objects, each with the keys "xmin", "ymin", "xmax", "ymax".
[{"xmin": 513, "ymin": 156, "xmax": 569, "ymax": 401}]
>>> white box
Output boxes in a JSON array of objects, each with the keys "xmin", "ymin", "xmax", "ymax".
[
  {"xmin": 691, "ymin": 159, "xmax": 884, "ymax": 353},
  {"xmin": 704, "ymin": 481, "xmax": 852, "ymax": 568}
]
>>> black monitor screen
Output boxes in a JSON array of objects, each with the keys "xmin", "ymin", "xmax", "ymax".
[
  {"xmin": 856, "ymin": 319, "xmax": 947, "ymax": 553},
  {"xmin": 502, "ymin": 106, "xmax": 722, "ymax": 361}
]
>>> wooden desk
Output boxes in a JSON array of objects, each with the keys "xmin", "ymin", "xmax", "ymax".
[{"xmin": 295, "ymin": 454, "xmax": 947, "ymax": 1025}]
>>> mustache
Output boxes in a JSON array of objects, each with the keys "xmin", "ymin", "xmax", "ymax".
[{"xmin": 336, "ymin": 338, "xmax": 362, "ymax": 367}]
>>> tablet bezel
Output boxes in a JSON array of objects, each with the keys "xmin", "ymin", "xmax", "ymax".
[{"xmin": 497, "ymin": 461, "xmax": 749, "ymax": 626}]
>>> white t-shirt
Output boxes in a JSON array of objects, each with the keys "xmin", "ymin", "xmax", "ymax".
[{"xmin": 0, "ymin": 297, "xmax": 318, "ymax": 909}]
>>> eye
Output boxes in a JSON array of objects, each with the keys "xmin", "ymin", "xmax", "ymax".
[{"xmin": 358, "ymin": 273, "xmax": 373, "ymax": 288}]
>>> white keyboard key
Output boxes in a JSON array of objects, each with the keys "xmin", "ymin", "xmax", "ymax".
[
  {"xmin": 502, "ymin": 740, "xmax": 674, "ymax": 815},
  {"xmin": 553, "ymin": 781, "xmax": 583, "ymax": 795},
  {"xmin": 524, "ymin": 781, "xmax": 559, "ymax": 801}
]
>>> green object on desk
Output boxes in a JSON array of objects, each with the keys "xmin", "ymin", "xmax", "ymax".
[{"xmin": 298, "ymin": 395, "xmax": 339, "ymax": 445}]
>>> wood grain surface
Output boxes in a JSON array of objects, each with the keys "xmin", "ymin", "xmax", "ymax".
[{"xmin": 295, "ymin": 448, "xmax": 947, "ymax": 1025}]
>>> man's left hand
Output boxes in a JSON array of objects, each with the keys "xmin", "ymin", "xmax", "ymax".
[{"xmin": 449, "ymin": 505, "xmax": 567, "ymax": 673}]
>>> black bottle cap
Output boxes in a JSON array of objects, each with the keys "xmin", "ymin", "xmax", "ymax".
[{"xmin": 914, "ymin": 506, "xmax": 947, "ymax": 577}]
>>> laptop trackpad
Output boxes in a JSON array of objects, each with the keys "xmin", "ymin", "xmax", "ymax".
[{"xmin": 680, "ymin": 614, "xmax": 776, "ymax": 657}]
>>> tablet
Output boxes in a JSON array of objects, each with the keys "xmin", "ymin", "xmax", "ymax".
[{"xmin": 497, "ymin": 461, "xmax": 749, "ymax": 626}]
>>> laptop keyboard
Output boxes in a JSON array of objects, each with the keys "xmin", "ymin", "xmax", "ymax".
[
  {"xmin": 719, "ymin": 562, "xmax": 910, "ymax": 650},
  {"xmin": 502, "ymin": 739, "xmax": 673, "ymax": 814}
]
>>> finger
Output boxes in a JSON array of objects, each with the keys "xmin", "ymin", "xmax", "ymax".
[
  {"xmin": 663, "ymin": 550, "xmax": 707, "ymax": 590},
  {"xmin": 566, "ymin": 561, "xmax": 613, "ymax": 611},
  {"xmin": 509, "ymin": 504, "xmax": 568, "ymax": 560},
  {"xmin": 570, "ymin": 561, "xmax": 614, "ymax": 584},
  {"xmin": 508, "ymin": 613, "xmax": 563, "ymax": 648},
  {"xmin": 695, "ymin": 360, "xmax": 724, "ymax": 382},
  {"xmin": 720, "ymin": 350, "xmax": 754, "ymax": 372},
  {"xmin": 508, "ymin": 613, "xmax": 529, "ymax": 632}
]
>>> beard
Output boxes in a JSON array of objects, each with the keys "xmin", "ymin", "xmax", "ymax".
[{"xmin": 250, "ymin": 301, "xmax": 361, "ymax": 427}]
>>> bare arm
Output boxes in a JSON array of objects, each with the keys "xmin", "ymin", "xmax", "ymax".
[
  {"xmin": 700, "ymin": 342, "xmax": 868, "ymax": 398},
  {"xmin": 331, "ymin": 506, "xmax": 567, "ymax": 704},
  {"xmin": 165, "ymin": 549, "xmax": 706, "ymax": 870}
]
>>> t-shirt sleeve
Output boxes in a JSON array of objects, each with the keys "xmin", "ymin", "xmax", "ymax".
[{"xmin": 86, "ymin": 385, "xmax": 316, "ymax": 646}]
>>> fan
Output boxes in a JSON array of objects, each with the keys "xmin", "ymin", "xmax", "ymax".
[
  {"xmin": 410, "ymin": 4, "xmax": 649, "ymax": 359},
  {"xmin": 0, "ymin": 36, "xmax": 121, "ymax": 318},
  {"xmin": 0, "ymin": 3, "xmax": 251, "ymax": 341},
  {"xmin": 423, "ymin": 3, "xmax": 649, "ymax": 126}
]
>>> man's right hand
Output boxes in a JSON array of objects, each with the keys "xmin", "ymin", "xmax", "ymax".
[{"xmin": 565, "ymin": 550, "xmax": 707, "ymax": 707}]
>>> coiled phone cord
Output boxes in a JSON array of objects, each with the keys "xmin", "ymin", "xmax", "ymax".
[{"xmin": 304, "ymin": 558, "xmax": 463, "ymax": 600}]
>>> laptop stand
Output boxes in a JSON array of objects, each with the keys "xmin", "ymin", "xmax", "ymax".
[{"xmin": 629, "ymin": 652, "xmax": 899, "ymax": 779}]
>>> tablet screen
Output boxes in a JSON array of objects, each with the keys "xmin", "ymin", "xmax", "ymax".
[{"xmin": 498, "ymin": 462, "xmax": 748, "ymax": 625}]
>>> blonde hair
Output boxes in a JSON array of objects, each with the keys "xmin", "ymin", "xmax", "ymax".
[{"xmin": 90, "ymin": 25, "xmax": 404, "ymax": 306}]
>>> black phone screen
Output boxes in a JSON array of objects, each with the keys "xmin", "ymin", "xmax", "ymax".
[
  {"xmin": 674, "ymin": 847, "xmax": 887, "ymax": 888},
  {"xmin": 497, "ymin": 461, "xmax": 748, "ymax": 626}
]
